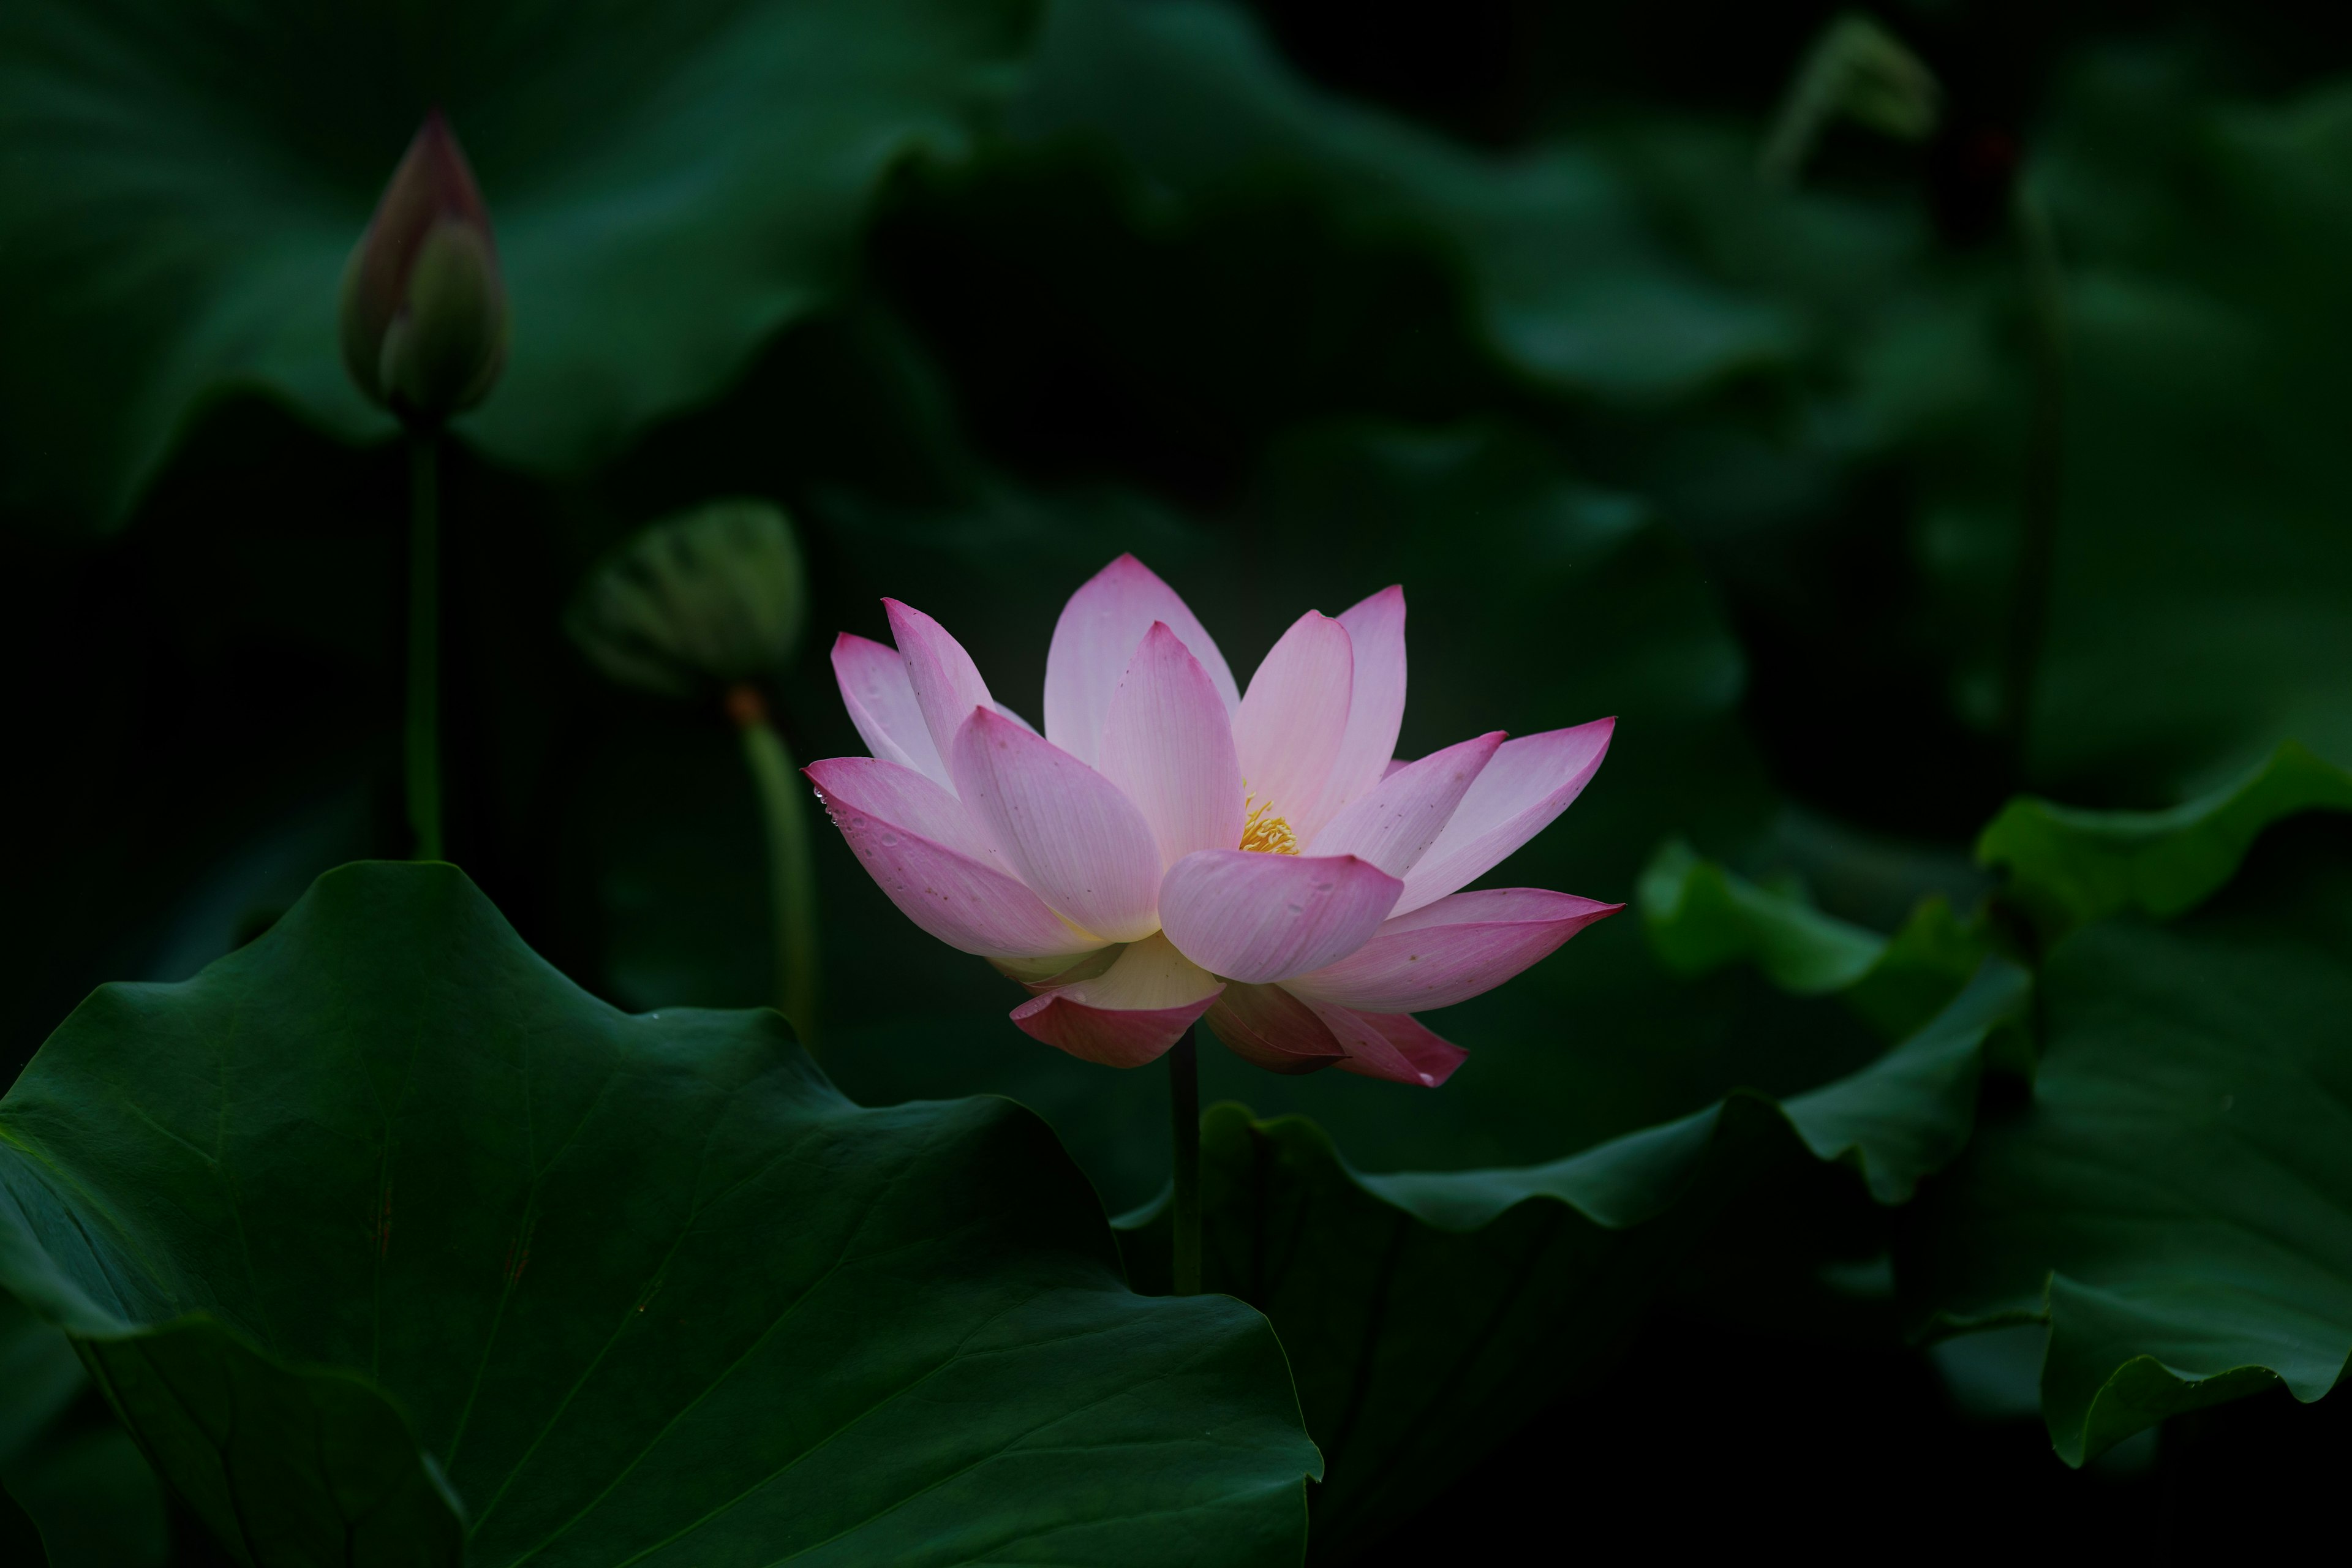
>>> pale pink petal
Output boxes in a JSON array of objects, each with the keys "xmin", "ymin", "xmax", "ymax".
[
  {"xmin": 1306, "ymin": 731, "xmax": 1503, "ymax": 877},
  {"xmin": 1205, "ymin": 982, "xmax": 1347, "ymax": 1074},
  {"xmin": 1232, "ymin": 611, "xmax": 1354, "ymax": 840},
  {"xmin": 1284, "ymin": 888, "xmax": 1623, "ymax": 1012},
  {"xmin": 1045, "ymin": 555, "xmax": 1240, "ymax": 766},
  {"xmin": 990, "ymin": 700, "xmax": 1039, "ymax": 733},
  {"xmin": 1393, "ymin": 718, "xmax": 1615, "ymax": 916},
  {"xmin": 1306, "ymin": 585, "xmax": 1408, "ymax": 829},
  {"xmin": 804, "ymin": 756, "xmax": 996, "ymax": 863},
  {"xmin": 1381, "ymin": 756, "xmax": 1411, "ymax": 780},
  {"xmin": 884, "ymin": 598, "xmax": 995, "ymax": 780},
  {"xmin": 1011, "ymin": 934, "xmax": 1223, "ymax": 1068},
  {"xmin": 831, "ymin": 633, "xmax": 948, "ymax": 788},
  {"xmin": 1158, "ymin": 848, "xmax": 1402, "ymax": 984},
  {"xmin": 950, "ymin": 707, "xmax": 1164, "ymax": 943},
  {"xmin": 803, "ymin": 760, "xmax": 1095, "ymax": 960},
  {"xmin": 1310, "ymin": 1003, "xmax": 1468, "ymax": 1087},
  {"xmin": 1099, "ymin": 623, "xmax": 1246, "ymax": 870}
]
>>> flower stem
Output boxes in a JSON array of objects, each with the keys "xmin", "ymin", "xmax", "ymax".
[
  {"xmin": 2003, "ymin": 181, "xmax": 2067, "ymax": 776},
  {"xmin": 1169, "ymin": 1023, "xmax": 1202, "ymax": 1295},
  {"xmin": 728, "ymin": 685, "xmax": 820, "ymax": 1052},
  {"xmin": 405, "ymin": 431, "xmax": 442, "ymax": 861}
]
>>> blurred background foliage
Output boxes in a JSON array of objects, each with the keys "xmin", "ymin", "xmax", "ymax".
[{"xmin": 5, "ymin": 0, "xmax": 2351, "ymax": 1557}]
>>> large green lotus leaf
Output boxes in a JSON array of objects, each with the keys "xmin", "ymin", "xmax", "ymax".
[
  {"xmin": 1613, "ymin": 51, "xmax": 2352, "ymax": 813},
  {"xmin": 6, "ymin": 1423, "xmax": 165, "ymax": 1568},
  {"xmin": 0, "ymin": 0, "xmax": 1038, "ymax": 526},
  {"xmin": 1118, "ymin": 961, "xmax": 2029, "ymax": 1555},
  {"xmin": 1474, "ymin": 51, "xmax": 2352, "ymax": 819},
  {"xmin": 0, "ymin": 861, "xmax": 1319, "ymax": 1565},
  {"xmin": 0, "ymin": 1485, "xmax": 36, "ymax": 1562},
  {"xmin": 1960, "ymin": 59, "xmax": 2352, "ymax": 799},
  {"xmin": 0, "ymin": 1293, "xmax": 82, "ymax": 1466},
  {"xmin": 1977, "ymin": 741, "xmax": 2352, "ymax": 942},
  {"xmin": 0, "ymin": 1295, "xmax": 169, "ymax": 1568},
  {"xmin": 1639, "ymin": 838, "xmax": 1987, "ymax": 1041},
  {"xmin": 1905, "ymin": 818, "xmax": 2352, "ymax": 1466},
  {"xmin": 1008, "ymin": 0, "xmax": 1793, "ymax": 404}
]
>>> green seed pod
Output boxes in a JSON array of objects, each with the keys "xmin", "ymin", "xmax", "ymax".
[
  {"xmin": 568, "ymin": 500, "xmax": 810, "ymax": 699},
  {"xmin": 340, "ymin": 110, "xmax": 510, "ymax": 424}
]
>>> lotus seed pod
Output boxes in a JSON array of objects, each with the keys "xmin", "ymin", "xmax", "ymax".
[
  {"xmin": 568, "ymin": 500, "xmax": 810, "ymax": 699},
  {"xmin": 340, "ymin": 110, "xmax": 510, "ymax": 423}
]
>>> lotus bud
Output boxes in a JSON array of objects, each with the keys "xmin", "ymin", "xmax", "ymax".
[
  {"xmin": 568, "ymin": 500, "xmax": 810, "ymax": 699},
  {"xmin": 340, "ymin": 110, "xmax": 510, "ymax": 424}
]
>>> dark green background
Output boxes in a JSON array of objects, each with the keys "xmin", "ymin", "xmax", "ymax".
[{"xmin": 6, "ymin": 0, "xmax": 2351, "ymax": 1559}]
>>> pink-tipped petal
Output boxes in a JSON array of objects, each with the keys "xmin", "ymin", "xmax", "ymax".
[
  {"xmin": 1308, "ymin": 585, "xmax": 1408, "ymax": 829},
  {"xmin": 1306, "ymin": 731, "xmax": 1503, "ymax": 878},
  {"xmin": 1393, "ymin": 718, "xmax": 1616, "ymax": 916},
  {"xmin": 1232, "ymin": 609, "xmax": 1354, "ymax": 838},
  {"xmin": 1011, "ymin": 934, "xmax": 1223, "ymax": 1068},
  {"xmin": 884, "ymin": 599, "xmax": 996, "ymax": 780},
  {"xmin": 1313, "ymin": 1005, "xmax": 1468, "ymax": 1087},
  {"xmin": 1204, "ymin": 982, "xmax": 1348, "ymax": 1074},
  {"xmin": 804, "ymin": 756, "xmax": 997, "ymax": 862},
  {"xmin": 831, "ymin": 633, "xmax": 948, "ymax": 788},
  {"xmin": 1046, "ymin": 555, "xmax": 1240, "ymax": 766},
  {"xmin": 1285, "ymin": 888, "xmax": 1623, "ymax": 1012},
  {"xmin": 950, "ymin": 707, "xmax": 1165, "ymax": 943},
  {"xmin": 804, "ymin": 759, "xmax": 1095, "ymax": 960},
  {"xmin": 1158, "ymin": 849, "xmax": 1403, "ymax": 984},
  {"xmin": 1099, "ymin": 623, "xmax": 1246, "ymax": 870}
]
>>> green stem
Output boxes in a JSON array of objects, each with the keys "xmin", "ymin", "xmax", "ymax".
[
  {"xmin": 1169, "ymin": 1024, "xmax": 1201, "ymax": 1296},
  {"xmin": 2004, "ymin": 182, "xmax": 2067, "ymax": 777},
  {"xmin": 406, "ymin": 431, "xmax": 442, "ymax": 861},
  {"xmin": 731, "ymin": 686, "xmax": 820, "ymax": 1051}
]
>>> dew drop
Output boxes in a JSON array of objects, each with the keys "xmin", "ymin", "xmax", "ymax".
[{"xmin": 879, "ymin": 831, "xmax": 900, "ymax": 847}]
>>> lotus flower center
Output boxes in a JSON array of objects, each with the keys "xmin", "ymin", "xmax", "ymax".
[{"xmin": 1240, "ymin": 794, "xmax": 1298, "ymax": 855}]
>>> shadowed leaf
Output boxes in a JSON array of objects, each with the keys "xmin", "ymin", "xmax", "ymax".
[
  {"xmin": 1120, "ymin": 960, "xmax": 2028, "ymax": 1553},
  {"xmin": 0, "ymin": 861, "xmax": 1319, "ymax": 1565},
  {"xmin": 1909, "ymin": 817, "xmax": 2352, "ymax": 1464},
  {"xmin": 1978, "ymin": 740, "xmax": 2352, "ymax": 941},
  {"xmin": 1640, "ymin": 837, "xmax": 1988, "ymax": 1040}
]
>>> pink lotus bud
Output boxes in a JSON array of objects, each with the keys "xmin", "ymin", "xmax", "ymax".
[{"xmin": 339, "ymin": 111, "xmax": 510, "ymax": 423}]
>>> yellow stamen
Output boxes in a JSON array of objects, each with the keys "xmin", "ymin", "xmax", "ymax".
[{"xmin": 1240, "ymin": 793, "xmax": 1298, "ymax": 855}]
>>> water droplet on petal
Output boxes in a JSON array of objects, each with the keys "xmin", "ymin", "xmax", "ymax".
[{"xmin": 879, "ymin": 831, "xmax": 899, "ymax": 847}]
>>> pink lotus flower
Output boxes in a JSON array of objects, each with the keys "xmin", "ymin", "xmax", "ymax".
[{"xmin": 806, "ymin": 556, "xmax": 1620, "ymax": 1087}]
